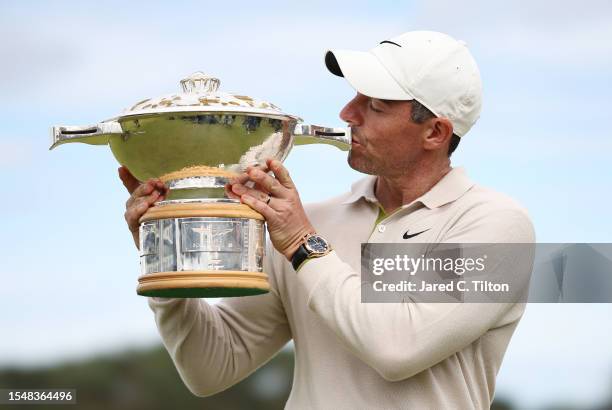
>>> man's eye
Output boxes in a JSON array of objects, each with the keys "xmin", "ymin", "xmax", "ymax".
[{"xmin": 369, "ymin": 102, "xmax": 383, "ymax": 112}]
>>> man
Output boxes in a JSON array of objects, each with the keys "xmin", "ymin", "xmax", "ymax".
[{"xmin": 120, "ymin": 31, "xmax": 534, "ymax": 409}]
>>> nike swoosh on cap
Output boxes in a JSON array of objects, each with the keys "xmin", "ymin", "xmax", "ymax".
[
  {"xmin": 403, "ymin": 229, "xmax": 430, "ymax": 239},
  {"xmin": 379, "ymin": 40, "xmax": 402, "ymax": 47}
]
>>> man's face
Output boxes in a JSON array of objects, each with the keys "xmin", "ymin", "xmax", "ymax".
[{"xmin": 340, "ymin": 93, "xmax": 431, "ymax": 177}]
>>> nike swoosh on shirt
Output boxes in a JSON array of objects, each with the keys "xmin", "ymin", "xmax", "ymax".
[{"xmin": 403, "ymin": 229, "xmax": 430, "ymax": 239}]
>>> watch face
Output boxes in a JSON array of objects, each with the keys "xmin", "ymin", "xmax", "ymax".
[{"xmin": 306, "ymin": 235, "xmax": 329, "ymax": 254}]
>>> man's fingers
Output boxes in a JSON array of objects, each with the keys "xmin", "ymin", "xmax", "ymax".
[
  {"xmin": 130, "ymin": 192, "xmax": 158, "ymax": 214},
  {"xmin": 146, "ymin": 189, "xmax": 162, "ymax": 204},
  {"xmin": 229, "ymin": 172, "xmax": 251, "ymax": 186},
  {"xmin": 118, "ymin": 166, "xmax": 141, "ymax": 194},
  {"xmin": 124, "ymin": 191, "xmax": 161, "ymax": 230},
  {"xmin": 134, "ymin": 180, "xmax": 162, "ymax": 199},
  {"xmin": 124, "ymin": 181, "xmax": 168, "ymax": 231},
  {"xmin": 120, "ymin": 170, "xmax": 167, "ymax": 249},
  {"xmin": 227, "ymin": 165, "xmax": 285, "ymax": 201},
  {"xmin": 126, "ymin": 180, "xmax": 154, "ymax": 208},
  {"xmin": 228, "ymin": 162, "xmax": 272, "ymax": 186},
  {"xmin": 246, "ymin": 167, "xmax": 288, "ymax": 198},
  {"xmin": 125, "ymin": 199, "xmax": 147, "ymax": 232},
  {"xmin": 231, "ymin": 183, "xmax": 270, "ymax": 203},
  {"xmin": 225, "ymin": 183, "xmax": 241, "ymax": 200},
  {"xmin": 240, "ymin": 194, "xmax": 275, "ymax": 220},
  {"xmin": 121, "ymin": 168, "xmax": 168, "ymax": 200},
  {"xmin": 267, "ymin": 159, "xmax": 295, "ymax": 189}
]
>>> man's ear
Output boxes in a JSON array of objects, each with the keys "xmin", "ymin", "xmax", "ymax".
[{"xmin": 423, "ymin": 118, "xmax": 454, "ymax": 152}]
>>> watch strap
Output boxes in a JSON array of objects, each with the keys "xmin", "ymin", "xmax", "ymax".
[{"xmin": 291, "ymin": 243, "xmax": 310, "ymax": 271}]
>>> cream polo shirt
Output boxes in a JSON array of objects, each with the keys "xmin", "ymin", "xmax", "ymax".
[{"xmin": 148, "ymin": 167, "xmax": 535, "ymax": 410}]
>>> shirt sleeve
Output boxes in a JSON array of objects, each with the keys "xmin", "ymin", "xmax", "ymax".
[
  {"xmin": 147, "ymin": 242, "xmax": 291, "ymax": 396},
  {"xmin": 296, "ymin": 208, "xmax": 535, "ymax": 382}
]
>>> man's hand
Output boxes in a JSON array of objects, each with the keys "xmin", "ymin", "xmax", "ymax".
[
  {"xmin": 225, "ymin": 159, "xmax": 315, "ymax": 261},
  {"xmin": 118, "ymin": 166, "xmax": 168, "ymax": 249}
]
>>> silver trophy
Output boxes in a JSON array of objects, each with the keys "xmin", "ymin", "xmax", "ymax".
[{"xmin": 50, "ymin": 72, "xmax": 349, "ymax": 298}]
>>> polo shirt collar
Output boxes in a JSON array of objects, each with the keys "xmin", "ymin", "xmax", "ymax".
[
  {"xmin": 417, "ymin": 167, "xmax": 474, "ymax": 209},
  {"xmin": 341, "ymin": 174, "xmax": 379, "ymax": 205},
  {"xmin": 340, "ymin": 167, "xmax": 474, "ymax": 209}
]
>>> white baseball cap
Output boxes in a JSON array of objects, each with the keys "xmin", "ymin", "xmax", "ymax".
[{"xmin": 325, "ymin": 31, "xmax": 482, "ymax": 137}]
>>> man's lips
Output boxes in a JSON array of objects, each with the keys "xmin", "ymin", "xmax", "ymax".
[{"xmin": 351, "ymin": 129, "xmax": 363, "ymax": 146}]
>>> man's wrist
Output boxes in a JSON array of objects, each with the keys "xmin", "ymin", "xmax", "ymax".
[
  {"xmin": 285, "ymin": 244, "xmax": 301, "ymax": 261},
  {"xmin": 289, "ymin": 232, "xmax": 332, "ymax": 270},
  {"xmin": 284, "ymin": 230, "xmax": 313, "ymax": 261}
]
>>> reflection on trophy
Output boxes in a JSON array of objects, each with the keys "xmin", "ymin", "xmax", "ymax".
[{"xmin": 50, "ymin": 72, "xmax": 349, "ymax": 298}]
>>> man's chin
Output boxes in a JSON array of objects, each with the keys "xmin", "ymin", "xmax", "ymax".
[{"xmin": 347, "ymin": 154, "xmax": 376, "ymax": 176}]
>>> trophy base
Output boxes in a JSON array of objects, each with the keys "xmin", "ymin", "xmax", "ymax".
[
  {"xmin": 137, "ymin": 200, "xmax": 268, "ymax": 298},
  {"xmin": 137, "ymin": 270, "xmax": 270, "ymax": 298}
]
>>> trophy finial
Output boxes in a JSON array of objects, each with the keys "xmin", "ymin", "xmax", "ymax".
[{"xmin": 180, "ymin": 72, "xmax": 221, "ymax": 94}]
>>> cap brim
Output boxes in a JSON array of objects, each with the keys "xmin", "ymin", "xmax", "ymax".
[{"xmin": 325, "ymin": 49, "xmax": 413, "ymax": 100}]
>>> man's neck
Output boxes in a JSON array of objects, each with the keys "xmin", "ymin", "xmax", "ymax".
[{"xmin": 375, "ymin": 161, "xmax": 451, "ymax": 214}]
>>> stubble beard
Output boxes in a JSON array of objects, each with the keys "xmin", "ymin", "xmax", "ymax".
[
  {"xmin": 348, "ymin": 129, "xmax": 379, "ymax": 175},
  {"xmin": 347, "ymin": 149, "xmax": 379, "ymax": 176},
  {"xmin": 348, "ymin": 146, "xmax": 417, "ymax": 178}
]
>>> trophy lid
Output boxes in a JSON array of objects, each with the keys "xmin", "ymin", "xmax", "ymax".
[{"xmin": 120, "ymin": 71, "xmax": 299, "ymax": 120}]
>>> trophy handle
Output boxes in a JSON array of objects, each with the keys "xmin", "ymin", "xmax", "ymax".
[
  {"xmin": 293, "ymin": 124, "xmax": 351, "ymax": 151},
  {"xmin": 49, "ymin": 120, "xmax": 122, "ymax": 150}
]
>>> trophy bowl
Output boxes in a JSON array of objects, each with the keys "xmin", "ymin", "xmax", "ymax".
[{"xmin": 50, "ymin": 72, "xmax": 349, "ymax": 298}]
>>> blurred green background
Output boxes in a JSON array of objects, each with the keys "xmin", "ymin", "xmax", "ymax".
[{"xmin": 2, "ymin": 345, "xmax": 612, "ymax": 409}]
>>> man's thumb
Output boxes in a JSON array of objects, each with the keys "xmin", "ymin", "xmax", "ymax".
[{"xmin": 118, "ymin": 166, "xmax": 140, "ymax": 194}]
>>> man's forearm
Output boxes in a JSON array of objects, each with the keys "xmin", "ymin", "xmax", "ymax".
[
  {"xmin": 296, "ymin": 251, "xmax": 526, "ymax": 381},
  {"xmin": 148, "ymin": 293, "xmax": 291, "ymax": 396},
  {"xmin": 148, "ymin": 298, "xmax": 242, "ymax": 396}
]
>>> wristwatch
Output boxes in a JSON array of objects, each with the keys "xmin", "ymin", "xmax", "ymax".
[{"xmin": 291, "ymin": 233, "xmax": 332, "ymax": 271}]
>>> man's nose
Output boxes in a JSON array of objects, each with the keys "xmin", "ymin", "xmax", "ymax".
[{"xmin": 339, "ymin": 94, "xmax": 364, "ymax": 126}]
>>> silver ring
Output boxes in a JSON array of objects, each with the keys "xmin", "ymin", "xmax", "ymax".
[{"xmin": 265, "ymin": 194, "xmax": 272, "ymax": 205}]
